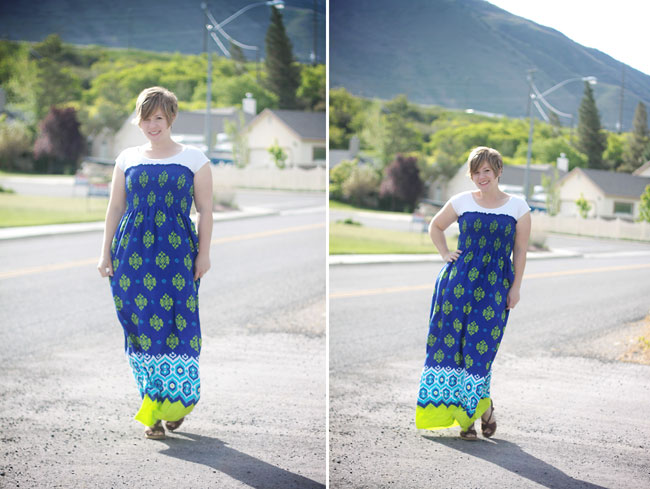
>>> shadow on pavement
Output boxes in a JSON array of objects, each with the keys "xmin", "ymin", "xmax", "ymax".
[
  {"xmin": 158, "ymin": 432, "xmax": 324, "ymax": 489},
  {"xmin": 423, "ymin": 436, "xmax": 608, "ymax": 489}
]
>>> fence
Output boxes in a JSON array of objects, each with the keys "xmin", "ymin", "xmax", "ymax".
[
  {"xmin": 211, "ymin": 165, "xmax": 326, "ymax": 191},
  {"xmin": 532, "ymin": 212, "xmax": 650, "ymax": 242}
]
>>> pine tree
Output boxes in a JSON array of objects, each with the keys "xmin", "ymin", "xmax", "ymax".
[
  {"xmin": 620, "ymin": 102, "xmax": 650, "ymax": 172},
  {"xmin": 576, "ymin": 81, "xmax": 607, "ymax": 169},
  {"xmin": 264, "ymin": 6, "xmax": 300, "ymax": 109}
]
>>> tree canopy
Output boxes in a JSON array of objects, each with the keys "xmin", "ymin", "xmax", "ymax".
[{"xmin": 0, "ymin": 35, "xmax": 324, "ymax": 173}]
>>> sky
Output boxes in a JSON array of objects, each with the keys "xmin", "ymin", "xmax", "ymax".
[{"xmin": 487, "ymin": 0, "xmax": 650, "ymax": 77}]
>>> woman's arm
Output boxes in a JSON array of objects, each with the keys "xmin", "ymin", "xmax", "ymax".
[
  {"xmin": 428, "ymin": 201, "xmax": 461, "ymax": 262},
  {"xmin": 192, "ymin": 162, "xmax": 213, "ymax": 281},
  {"xmin": 507, "ymin": 212, "xmax": 531, "ymax": 309},
  {"xmin": 97, "ymin": 164, "xmax": 127, "ymax": 277}
]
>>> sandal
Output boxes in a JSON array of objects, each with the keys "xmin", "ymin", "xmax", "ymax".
[
  {"xmin": 144, "ymin": 420, "xmax": 165, "ymax": 440},
  {"xmin": 165, "ymin": 417, "xmax": 185, "ymax": 432},
  {"xmin": 481, "ymin": 401, "xmax": 497, "ymax": 438},
  {"xmin": 459, "ymin": 423, "xmax": 478, "ymax": 441}
]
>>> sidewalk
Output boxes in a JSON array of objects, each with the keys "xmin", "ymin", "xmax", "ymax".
[
  {"xmin": 0, "ymin": 206, "xmax": 277, "ymax": 240},
  {"xmin": 328, "ymin": 248, "xmax": 582, "ymax": 265}
]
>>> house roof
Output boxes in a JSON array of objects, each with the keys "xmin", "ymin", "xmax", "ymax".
[
  {"xmin": 499, "ymin": 164, "xmax": 567, "ymax": 187},
  {"xmin": 263, "ymin": 109, "xmax": 326, "ymax": 140},
  {"xmin": 330, "ymin": 149, "xmax": 352, "ymax": 168},
  {"xmin": 173, "ymin": 109, "xmax": 254, "ymax": 136},
  {"xmin": 633, "ymin": 160, "xmax": 650, "ymax": 176},
  {"xmin": 565, "ymin": 167, "xmax": 650, "ymax": 198}
]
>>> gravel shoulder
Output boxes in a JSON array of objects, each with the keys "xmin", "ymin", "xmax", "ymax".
[
  {"xmin": 1, "ymin": 308, "xmax": 326, "ymax": 488},
  {"xmin": 329, "ymin": 252, "xmax": 650, "ymax": 489},
  {"xmin": 330, "ymin": 349, "xmax": 650, "ymax": 489}
]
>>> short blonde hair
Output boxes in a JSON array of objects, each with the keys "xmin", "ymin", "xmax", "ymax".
[
  {"xmin": 133, "ymin": 86, "xmax": 178, "ymax": 126},
  {"xmin": 467, "ymin": 146, "xmax": 503, "ymax": 177}
]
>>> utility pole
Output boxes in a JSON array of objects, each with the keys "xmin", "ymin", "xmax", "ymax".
[
  {"xmin": 617, "ymin": 64, "xmax": 625, "ymax": 133},
  {"xmin": 201, "ymin": 2, "xmax": 212, "ymax": 158},
  {"xmin": 524, "ymin": 69, "xmax": 536, "ymax": 203},
  {"xmin": 201, "ymin": 2, "xmax": 208, "ymax": 54},
  {"xmin": 312, "ymin": 0, "xmax": 317, "ymax": 65}
]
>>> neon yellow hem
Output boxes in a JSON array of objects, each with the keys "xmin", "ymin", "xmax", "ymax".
[
  {"xmin": 134, "ymin": 395, "xmax": 196, "ymax": 427},
  {"xmin": 416, "ymin": 398, "xmax": 492, "ymax": 431}
]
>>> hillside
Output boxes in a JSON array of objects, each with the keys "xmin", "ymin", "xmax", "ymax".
[
  {"xmin": 330, "ymin": 0, "xmax": 650, "ymax": 131},
  {"xmin": 0, "ymin": 0, "xmax": 325, "ymax": 64}
]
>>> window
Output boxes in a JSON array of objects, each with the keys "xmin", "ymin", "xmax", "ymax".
[
  {"xmin": 312, "ymin": 147, "xmax": 326, "ymax": 160},
  {"xmin": 613, "ymin": 202, "xmax": 633, "ymax": 215}
]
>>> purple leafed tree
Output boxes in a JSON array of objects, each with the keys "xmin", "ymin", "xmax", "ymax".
[
  {"xmin": 379, "ymin": 154, "xmax": 423, "ymax": 212},
  {"xmin": 33, "ymin": 107, "xmax": 85, "ymax": 173}
]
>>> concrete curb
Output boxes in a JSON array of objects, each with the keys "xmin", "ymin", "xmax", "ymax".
[
  {"xmin": 328, "ymin": 249, "xmax": 583, "ymax": 265},
  {"xmin": 0, "ymin": 207, "xmax": 278, "ymax": 241}
]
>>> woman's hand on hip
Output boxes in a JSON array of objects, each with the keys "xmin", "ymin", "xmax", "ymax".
[{"xmin": 442, "ymin": 250, "xmax": 462, "ymax": 262}]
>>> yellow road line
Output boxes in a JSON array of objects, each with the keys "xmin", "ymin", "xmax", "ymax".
[
  {"xmin": 331, "ymin": 284, "xmax": 432, "ymax": 299},
  {"xmin": 330, "ymin": 262, "xmax": 650, "ymax": 299},
  {"xmin": 0, "ymin": 258, "xmax": 100, "ymax": 280},
  {"xmin": 0, "ymin": 222, "xmax": 325, "ymax": 280}
]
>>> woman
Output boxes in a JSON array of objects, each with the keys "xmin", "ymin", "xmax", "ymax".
[
  {"xmin": 415, "ymin": 146, "xmax": 531, "ymax": 440},
  {"xmin": 98, "ymin": 86, "xmax": 213, "ymax": 440}
]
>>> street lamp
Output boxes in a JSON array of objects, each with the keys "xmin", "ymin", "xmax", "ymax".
[
  {"xmin": 523, "ymin": 72, "xmax": 597, "ymax": 202},
  {"xmin": 201, "ymin": 1, "xmax": 285, "ymax": 157},
  {"xmin": 216, "ymin": 1, "xmax": 284, "ymax": 29}
]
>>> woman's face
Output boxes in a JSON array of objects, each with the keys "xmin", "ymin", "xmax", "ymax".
[
  {"xmin": 471, "ymin": 161, "xmax": 500, "ymax": 191},
  {"xmin": 139, "ymin": 108, "xmax": 172, "ymax": 143}
]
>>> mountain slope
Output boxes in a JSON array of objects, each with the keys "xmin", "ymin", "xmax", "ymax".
[
  {"xmin": 330, "ymin": 0, "xmax": 649, "ymax": 130},
  {"xmin": 0, "ymin": 0, "xmax": 325, "ymax": 64}
]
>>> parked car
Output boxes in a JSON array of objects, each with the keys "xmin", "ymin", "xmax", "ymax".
[
  {"xmin": 412, "ymin": 199, "xmax": 445, "ymax": 232},
  {"xmin": 74, "ymin": 158, "xmax": 113, "ymax": 197}
]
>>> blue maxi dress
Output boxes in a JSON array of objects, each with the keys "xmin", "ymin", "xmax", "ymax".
[
  {"xmin": 109, "ymin": 146, "xmax": 207, "ymax": 427},
  {"xmin": 416, "ymin": 192, "xmax": 529, "ymax": 430}
]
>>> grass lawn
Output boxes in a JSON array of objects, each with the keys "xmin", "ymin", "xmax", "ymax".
[
  {"xmin": 329, "ymin": 200, "xmax": 411, "ymax": 217},
  {"xmin": 0, "ymin": 170, "xmax": 73, "ymax": 179},
  {"xmin": 330, "ymin": 221, "xmax": 457, "ymax": 254},
  {"xmin": 0, "ymin": 193, "xmax": 108, "ymax": 227}
]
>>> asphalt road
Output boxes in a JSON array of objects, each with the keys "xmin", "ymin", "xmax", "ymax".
[
  {"xmin": 0, "ymin": 196, "xmax": 326, "ymax": 488},
  {"xmin": 329, "ymin": 250, "xmax": 650, "ymax": 489}
]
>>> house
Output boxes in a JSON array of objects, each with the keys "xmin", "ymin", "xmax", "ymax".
[
  {"xmin": 91, "ymin": 107, "xmax": 254, "ymax": 161},
  {"xmin": 557, "ymin": 167, "xmax": 650, "ymax": 219},
  {"xmin": 245, "ymin": 109, "xmax": 326, "ymax": 168}
]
